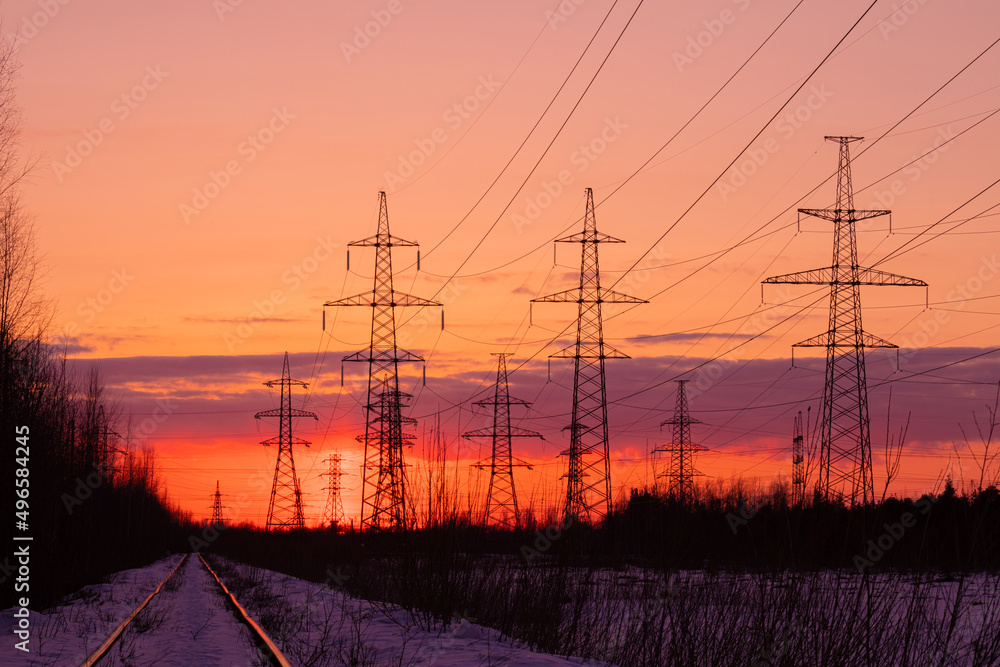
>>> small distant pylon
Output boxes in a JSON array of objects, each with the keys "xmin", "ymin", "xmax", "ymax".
[
  {"xmin": 210, "ymin": 481, "xmax": 226, "ymax": 527},
  {"xmin": 792, "ymin": 410, "xmax": 806, "ymax": 506},
  {"xmin": 763, "ymin": 136, "xmax": 926, "ymax": 505},
  {"xmin": 463, "ymin": 353, "xmax": 542, "ymax": 530},
  {"xmin": 325, "ymin": 191, "xmax": 441, "ymax": 532},
  {"xmin": 256, "ymin": 352, "xmax": 317, "ymax": 531},
  {"xmin": 321, "ymin": 453, "xmax": 348, "ymax": 530},
  {"xmin": 532, "ymin": 188, "xmax": 646, "ymax": 524},
  {"xmin": 655, "ymin": 380, "xmax": 707, "ymax": 504}
]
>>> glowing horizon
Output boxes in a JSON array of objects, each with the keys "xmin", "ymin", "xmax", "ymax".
[{"xmin": 8, "ymin": 0, "xmax": 1000, "ymax": 522}]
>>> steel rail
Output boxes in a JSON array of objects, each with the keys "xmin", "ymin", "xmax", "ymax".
[
  {"xmin": 80, "ymin": 553, "xmax": 189, "ymax": 667},
  {"xmin": 197, "ymin": 553, "xmax": 292, "ymax": 667}
]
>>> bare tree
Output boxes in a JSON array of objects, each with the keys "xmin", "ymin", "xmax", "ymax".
[
  {"xmin": 880, "ymin": 387, "xmax": 910, "ymax": 503},
  {"xmin": 0, "ymin": 25, "xmax": 47, "ymax": 403},
  {"xmin": 958, "ymin": 380, "xmax": 1000, "ymax": 494}
]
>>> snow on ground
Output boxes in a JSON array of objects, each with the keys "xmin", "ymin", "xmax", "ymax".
[
  {"xmin": 208, "ymin": 555, "xmax": 613, "ymax": 667},
  {"xmin": 1, "ymin": 554, "xmax": 184, "ymax": 665},
  {"xmin": 1, "ymin": 554, "xmax": 612, "ymax": 666},
  {"xmin": 96, "ymin": 554, "xmax": 264, "ymax": 666}
]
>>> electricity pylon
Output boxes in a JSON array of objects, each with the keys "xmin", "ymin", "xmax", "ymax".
[
  {"xmin": 210, "ymin": 480, "xmax": 226, "ymax": 527},
  {"xmin": 655, "ymin": 380, "xmax": 707, "ymax": 504},
  {"xmin": 763, "ymin": 136, "xmax": 926, "ymax": 505},
  {"xmin": 533, "ymin": 188, "xmax": 646, "ymax": 524},
  {"xmin": 256, "ymin": 352, "xmax": 317, "ymax": 530},
  {"xmin": 792, "ymin": 411, "xmax": 806, "ymax": 506},
  {"xmin": 463, "ymin": 353, "xmax": 542, "ymax": 530},
  {"xmin": 321, "ymin": 453, "xmax": 348, "ymax": 530},
  {"xmin": 325, "ymin": 191, "xmax": 441, "ymax": 531}
]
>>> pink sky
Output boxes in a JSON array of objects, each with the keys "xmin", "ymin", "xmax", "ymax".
[{"xmin": 6, "ymin": 0, "xmax": 1000, "ymax": 521}]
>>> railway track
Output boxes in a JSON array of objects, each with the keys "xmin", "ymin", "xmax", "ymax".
[{"xmin": 80, "ymin": 553, "xmax": 291, "ymax": 667}]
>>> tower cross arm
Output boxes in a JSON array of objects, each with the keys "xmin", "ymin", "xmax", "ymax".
[
  {"xmin": 346, "ymin": 233, "xmax": 419, "ymax": 247},
  {"xmin": 556, "ymin": 230, "xmax": 627, "ymax": 244},
  {"xmin": 791, "ymin": 330, "xmax": 897, "ymax": 348},
  {"xmin": 855, "ymin": 267, "xmax": 926, "ymax": 287},
  {"xmin": 255, "ymin": 408, "xmax": 318, "ymax": 419},
  {"xmin": 799, "ymin": 208, "xmax": 890, "ymax": 222},
  {"xmin": 472, "ymin": 456, "xmax": 534, "ymax": 470},
  {"xmin": 325, "ymin": 290, "xmax": 442, "ymax": 307},
  {"xmin": 532, "ymin": 287, "xmax": 646, "ymax": 304},
  {"xmin": 549, "ymin": 342, "xmax": 630, "ymax": 359},
  {"xmin": 343, "ymin": 348, "xmax": 426, "ymax": 364},
  {"xmin": 473, "ymin": 396, "xmax": 532, "ymax": 408},
  {"xmin": 462, "ymin": 426, "xmax": 544, "ymax": 439},
  {"xmin": 764, "ymin": 266, "xmax": 927, "ymax": 287},
  {"xmin": 260, "ymin": 435, "xmax": 313, "ymax": 446}
]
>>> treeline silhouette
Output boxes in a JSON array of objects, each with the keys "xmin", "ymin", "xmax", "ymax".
[
  {"xmin": 208, "ymin": 477, "xmax": 1000, "ymax": 582},
  {"xmin": 0, "ymin": 37, "xmax": 188, "ymax": 607},
  {"xmin": 0, "ymin": 328, "xmax": 191, "ymax": 609},
  {"xmin": 201, "ymin": 480, "xmax": 999, "ymax": 665}
]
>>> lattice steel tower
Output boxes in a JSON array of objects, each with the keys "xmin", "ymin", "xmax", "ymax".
[
  {"xmin": 464, "ymin": 353, "xmax": 542, "ymax": 530},
  {"xmin": 256, "ymin": 352, "xmax": 317, "ymax": 530},
  {"xmin": 210, "ymin": 480, "xmax": 225, "ymax": 527},
  {"xmin": 533, "ymin": 188, "xmax": 646, "ymax": 524},
  {"xmin": 326, "ymin": 191, "xmax": 441, "ymax": 531},
  {"xmin": 655, "ymin": 380, "xmax": 707, "ymax": 504},
  {"xmin": 791, "ymin": 411, "xmax": 806, "ymax": 506},
  {"xmin": 321, "ymin": 453, "xmax": 348, "ymax": 530},
  {"xmin": 763, "ymin": 137, "xmax": 925, "ymax": 505}
]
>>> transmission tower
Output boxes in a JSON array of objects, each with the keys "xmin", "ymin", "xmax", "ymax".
[
  {"xmin": 655, "ymin": 380, "xmax": 707, "ymax": 504},
  {"xmin": 210, "ymin": 480, "xmax": 226, "ymax": 527},
  {"xmin": 533, "ymin": 188, "xmax": 646, "ymax": 524},
  {"xmin": 255, "ymin": 352, "xmax": 317, "ymax": 530},
  {"xmin": 325, "ymin": 191, "xmax": 441, "ymax": 531},
  {"xmin": 321, "ymin": 453, "xmax": 348, "ymax": 530},
  {"xmin": 463, "ymin": 353, "xmax": 542, "ymax": 530},
  {"xmin": 763, "ymin": 136, "xmax": 926, "ymax": 505},
  {"xmin": 792, "ymin": 411, "xmax": 806, "ymax": 506}
]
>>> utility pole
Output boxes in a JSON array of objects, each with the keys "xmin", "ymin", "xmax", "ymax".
[
  {"xmin": 763, "ymin": 136, "xmax": 926, "ymax": 505},
  {"xmin": 655, "ymin": 380, "xmax": 707, "ymax": 504},
  {"xmin": 464, "ymin": 353, "xmax": 542, "ymax": 530},
  {"xmin": 256, "ymin": 352, "xmax": 317, "ymax": 530},
  {"xmin": 326, "ymin": 191, "xmax": 441, "ymax": 531},
  {"xmin": 210, "ymin": 480, "xmax": 226, "ymax": 527},
  {"xmin": 792, "ymin": 410, "xmax": 806, "ymax": 507},
  {"xmin": 321, "ymin": 453, "xmax": 347, "ymax": 530},
  {"xmin": 533, "ymin": 188, "xmax": 646, "ymax": 524}
]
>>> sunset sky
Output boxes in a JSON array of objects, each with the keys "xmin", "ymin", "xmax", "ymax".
[{"xmin": 8, "ymin": 0, "xmax": 1000, "ymax": 523}]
